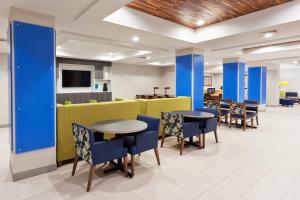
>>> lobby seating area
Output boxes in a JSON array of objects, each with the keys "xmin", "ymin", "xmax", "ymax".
[{"xmin": 2, "ymin": 1, "xmax": 300, "ymax": 199}]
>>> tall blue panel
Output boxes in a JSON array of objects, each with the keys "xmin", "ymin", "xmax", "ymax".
[
  {"xmin": 248, "ymin": 66, "xmax": 267, "ymax": 104},
  {"xmin": 193, "ymin": 54, "xmax": 204, "ymax": 109},
  {"xmin": 13, "ymin": 21, "xmax": 55, "ymax": 153},
  {"xmin": 176, "ymin": 55, "xmax": 192, "ymax": 97},
  {"xmin": 248, "ymin": 67, "xmax": 261, "ymax": 102},
  {"xmin": 261, "ymin": 67, "xmax": 267, "ymax": 104},
  {"xmin": 223, "ymin": 63, "xmax": 238, "ymax": 102},
  {"xmin": 239, "ymin": 63, "xmax": 245, "ymax": 102},
  {"xmin": 223, "ymin": 62, "xmax": 244, "ymax": 102}
]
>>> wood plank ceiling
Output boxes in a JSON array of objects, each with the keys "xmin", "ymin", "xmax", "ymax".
[{"xmin": 127, "ymin": 0, "xmax": 293, "ymax": 29}]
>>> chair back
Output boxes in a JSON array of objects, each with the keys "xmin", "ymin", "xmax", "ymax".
[
  {"xmin": 230, "ymin": 103, "xmax": 246, "ymax": 115},
  {"xmin": 72, "ymin": 123, "xmax": 93, "ymax": 165},
  {"xmin": 161, "ymin": 112, "xmax": 183, "ymax": 138},
  {"xmin": 206, "ymin": 100, "xmax": 220, "ymax": 113}
]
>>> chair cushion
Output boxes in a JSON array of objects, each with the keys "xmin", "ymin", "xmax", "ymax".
[{"xmin": 221, "ymin": 109, "xmax": 230, "ymax": 116}]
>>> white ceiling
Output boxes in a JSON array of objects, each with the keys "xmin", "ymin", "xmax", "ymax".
[{"xmin": 0, "ymin": 0, "xmax": 300, "ymax": 71}]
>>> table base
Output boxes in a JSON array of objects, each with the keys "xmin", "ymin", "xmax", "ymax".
[
  {"xmin": 103, "ymin": 160, "xmax": 133, "ymax": 178},
  {"xmin": 184, "ymin": 137, "xmax": 203, "ymax": 148}
]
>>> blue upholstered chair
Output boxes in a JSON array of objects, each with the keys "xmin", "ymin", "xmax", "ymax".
[
  {"xmin": 161, "ymin": 112, "xmax": 200, "ymax": 155},
  {"xmin": 71, "ymin": 123, "xmax": 128, "ymax": 192},
  {"xmin": 229, "ymin": 103, "xmax": 256, "ymax": 131},
  {"xmin": 206, "ymin": 100, "xmax": 229, "ymax": 126},
  {"xmin": 196, "ymin": 108, "xmax": 219, "ymax": 148},
  {"xmin": 124, "ymin": 115, "xmax": 160, "ymax": 176},
  {"xmin": 244, "ymin": 100, "xmax": 259, "ymax": 126}
]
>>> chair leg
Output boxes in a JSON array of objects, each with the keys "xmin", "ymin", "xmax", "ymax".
[
  {"xmin": 161, "ymin": 134, "xmax": 165, "ymax": 148},
  {"xmin": 180, "ymin": 138, "xmax": 184, "ymax": 155},
  {"xmin": 72, "ymin": 154, "xmax": 79, "ymax": 176},
  {"xmin": 123, "ymin": 156, "xmax": 128, "ymax": 177},
  {"xmin": 154, "ymin": 147, "xmax": 160, "ymax": 165},
  {"xmin": 202, "ymin": 134, "xmax": 206, "ymax": 148},
  {"xmin": 131, "ymin": 155, "xmax": 135, "ymax": 176},
  {"xmin": 243, "ymin": 119, "xmax": 246, "ymax": 131},
  {"xmin": 214, "ymin": 130, "xmax": 219, "ymax": 143},
  {"xmin": 229, "ymin": 116, "xmax": 232, "ymax": 128},
  {"xmin": 256, "ymin": 116, "xmax": 259, "ymax": 126},
  {"xmin": 198, "ymin": 134, "xmax": 202, "ymax": 149},
  {"xmin": 225, "ymin": 115, "xmax": 228, "ymax": 124},
  {"xmin": 87, "ymin": 165, "xmax": 95, "ymax": 192},
  {"xmin": 251, "ymin": 118, "xmax": 254, "ymax": 128}
]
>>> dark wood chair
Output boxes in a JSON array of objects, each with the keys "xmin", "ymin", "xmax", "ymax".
[{"xmin": 229, "ymin": 103, "xmax": 257, "ymax": 131}]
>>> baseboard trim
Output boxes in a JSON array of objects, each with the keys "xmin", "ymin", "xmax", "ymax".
[
  {"xmin": 0, "ymin": 124, "xmax": 9, "ymax": 128},
  {"xmin": 11, "ymin": 164, "xmax": 57, "ymax": 181}
]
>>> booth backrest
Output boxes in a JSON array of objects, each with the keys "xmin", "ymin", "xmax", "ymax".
[{"xmin": 57, "ymin": 100, "xmax": 140, "ymax": 162}]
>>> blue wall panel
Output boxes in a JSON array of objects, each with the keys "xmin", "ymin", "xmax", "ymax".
[
  {"xmin": 193, "ymin": 54, "xmax": 204, "ymax": 109},
  {"xmin": 248, "ymin": 67, "xmax": 261, "ymax": 103},
  {"xmin": 223, "ymin": 63, "xmax": 238, "ymax": 102},
  {"xmin": 13, "ymin": 21, "xmax": 55, "ymax": 153},
  {"xmin": 176, "ymin": 55, "xmax": 192, "ymax": 97},
  {"xmin": 261, "ymin": 67, "xmax": 267, "ymax": 104},
  {"xmin": 238, "ymin": 62, "xmax": 245, "ymax": 102}
]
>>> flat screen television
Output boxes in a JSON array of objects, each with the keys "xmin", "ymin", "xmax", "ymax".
[{"xmin": 62, "ymin": 70, "xmax": 91, "ymax": 87}]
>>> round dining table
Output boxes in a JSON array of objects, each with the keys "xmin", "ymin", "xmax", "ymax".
[
  {"xmin": 171, "ymin": 110, "xmax": 215, "ymax": 148},
  {"xmin": 172, "ymin": 110, "xmax": 215, "ymax": 119},
  {"xmin": 91, "ymin": 119, "xmax": 147, "ymax": 178}
]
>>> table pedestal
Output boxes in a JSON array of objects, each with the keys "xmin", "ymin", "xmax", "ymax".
[{"xmin": 104, "ymin": 159, "xmax": 133, "ymax": 178}]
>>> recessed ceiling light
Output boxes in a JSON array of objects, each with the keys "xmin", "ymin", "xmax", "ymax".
[
  {"xmin": 132, "ymin": 36, "xmax": 139, "ymax": 42},
  {"xmin": 293, "ymin": 61, "xmax": 298, "ymax": 64},
  {"xmin": 146, "ymin": 56, "xmax": 151, "ymax": 60},
  {"xmin": 196, "ymin": 20, "xmax": 205, "ymax": 26},
  {"xmin": 264, "ymin": 32, "xmax": 274, "ymax": 38},
  {"xmin": 262, "ymin": 30, "xmax": 277, "ymax": 38},
  {"xmin": 57, "ymin": 46, "xmax": 62, "ymax": 49}
]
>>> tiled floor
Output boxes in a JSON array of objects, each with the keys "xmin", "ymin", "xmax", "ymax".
[{"xmin": 1, "ymin": 106, "xmax": 300, "ymax": 200}]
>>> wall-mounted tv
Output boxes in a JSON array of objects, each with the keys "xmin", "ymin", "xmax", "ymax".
[{"xmin": 62, "ymin": 70, "xmax": 91, "ymax": 87}]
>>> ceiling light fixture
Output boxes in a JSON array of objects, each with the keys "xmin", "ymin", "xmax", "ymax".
[
  {"xmin": 146, "ymin": 56, "xmax": 151, "ymax": 60},
  {"xmin": 262, "ymin": 30, "xmax": 277, "ymax": 38},
  {"xmin": 57, "ymin": 46, "xmax": 62, "ymax": 49},
  {"xmin": 196, "ymin": 19, "xmax": 205, "ymax": 26},
  {"xmin": 293, "ymin": 61, "xmax": 298, "ymax": 64},
  {"xmin": 132, "ymin": 36, "xmax": 139, "ymax": 42}
]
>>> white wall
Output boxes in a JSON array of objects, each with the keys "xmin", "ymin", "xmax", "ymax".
[
  {"xmin": 267, "ymin": 67, "xmax": 280, "ymax": 106},
  {"xmin": 111, "ymin": 63, "xmax": 165, "ymax": 100},
  {"xmin": 280, "ymin": 68, "xmax": 300, "ymax": 95},
  {"xmin": 0, "ymin": 53, "xmax": 9, "ymax": 126},
  {"xmin": 161, "ymin": 66, "xmax": 175, "ymax": 95},
  {"xmin": 204, "ymin": 73, "xmax": 222, "ymax": 90}
]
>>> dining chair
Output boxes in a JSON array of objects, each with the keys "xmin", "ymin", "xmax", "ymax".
[
  {"xmin": 71, "ymin": 123, "xmax": 128, "ymax": 192},
  {"xmin": 196, "ymin": 108, "xmax": 219, "ymax": 148},
  {"xmin": 229, "ymin": 103, "xmax": 256, "ymax": 131},
  {"xmin": 244, "ymin": 99, "xmax": 259, "ymax": 126},
  {"xmin": 123, "ymin": 115, "xmax": 160, "ymax": 176},
  {"xmin": 206, "ymin": 100, "xmax": 229, "ymax": 126},
  {"xmin": 161, "ymin": 112, "xmax": 200, "ymax": 155}
]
